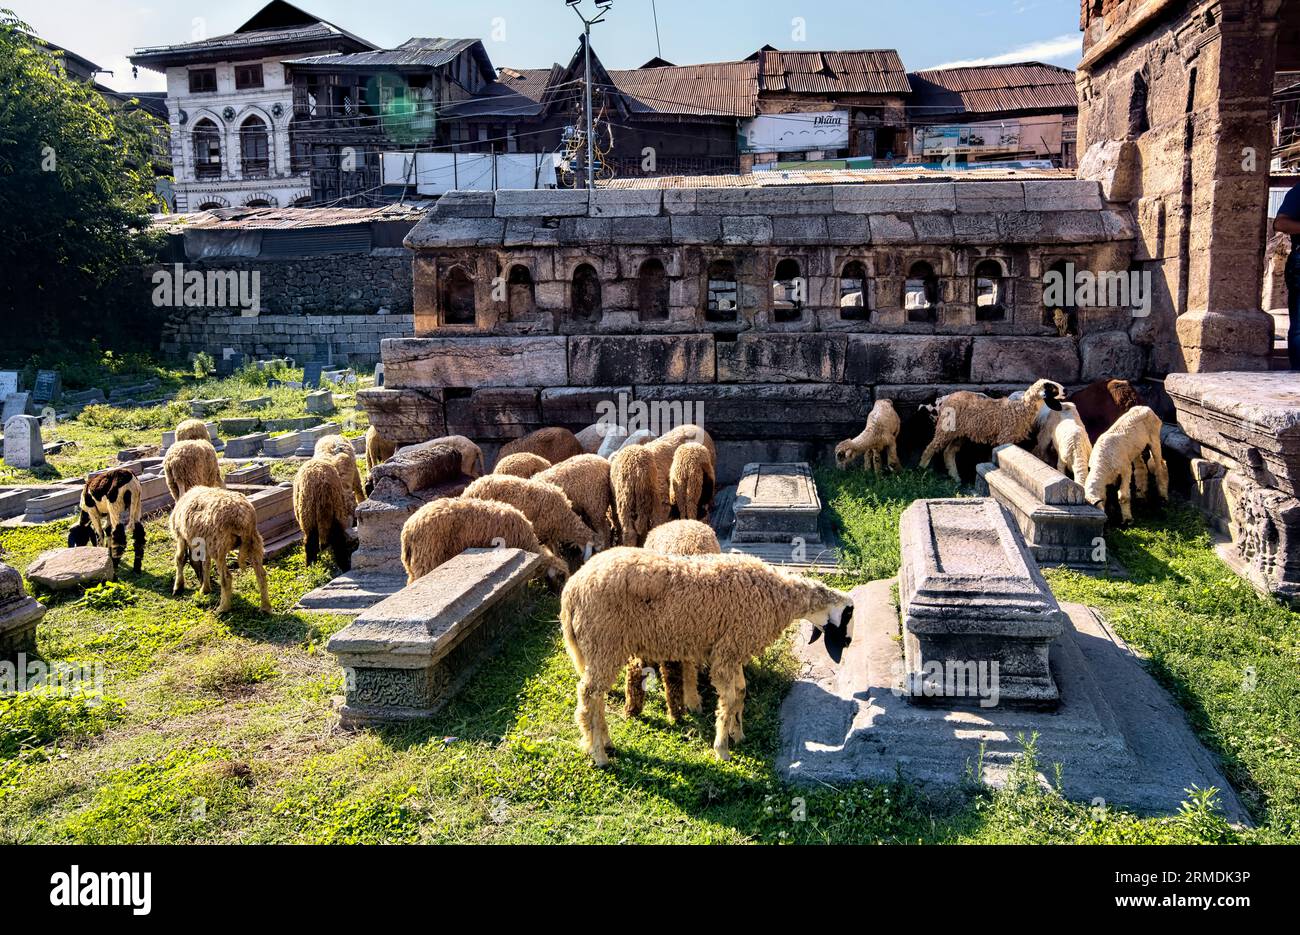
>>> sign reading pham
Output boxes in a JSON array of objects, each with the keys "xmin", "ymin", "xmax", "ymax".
[{"xmin": 739, "ymin": 111, "xmax": 850, "ymax": 153}]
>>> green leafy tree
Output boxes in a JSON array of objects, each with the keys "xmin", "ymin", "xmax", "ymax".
[{"xmin": 0, "ymin": 10, "xmax": 166, "ymax": 357}]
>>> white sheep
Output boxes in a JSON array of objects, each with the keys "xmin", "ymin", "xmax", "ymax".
[
  {"xmin": 561, "ymin": 547, "xmax": 853, "ymax": 764},
  {"xmin": 537, "ymin": 454, "xmax": 615, "ymax": 551},
  {"xmin": 163, "ymin": 439, "xmax": 225, "ymax": 501},
  {"xmin": 169, "ymin": 486, "xmax": 271, "ymax": 614},
  {"xmin": 920, "ymin": 379, "xmax": 1065, "ymax": 481},
  {"xmin": 835, "ymin": 398, "xmax": 902, "ymax": 473},
  {"xmin": 1033, "ymin": 401, "xmax": 1093, "ymax": 485},
  {"xmin": 1083, "ymin": 405, "xmax": 1168, "ymax": 523},
  {"xmin": 667, "ymin": 442, "xmax": 716, "ymax": 522},
  {"xmin": 314, "ymin": 435, "xmax": 366, "ymax": 504}
]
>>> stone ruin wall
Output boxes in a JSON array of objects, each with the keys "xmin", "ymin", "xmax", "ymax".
[{"xmin": 361, "ymin": 184, "xmax": 1142, "ymax": 483}]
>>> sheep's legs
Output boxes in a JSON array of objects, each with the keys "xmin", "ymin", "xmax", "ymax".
[
  {"xmin": 1132, "ymin": 453, "xmax": 1150, "ymax": 501},
  {"xmin": 1116, "ymin": 464, "xmax": 1134, "ymax": 524},
  {"xmin": 680, "ymin": 662, "xmax": 702, "ymax": 713},
  {"xmin": 623, "ymin": 658, "xmax": 648, "ymax": 718},
  {"xmin": 727, "ymin": 669, "xmax": 747, "ymax": 743},
  {"xmin": 214, "ymin": 553, "xmax": 233, "ymax": 614},
  {"xmin": 1150, "ymin": 452, "xmax": 1169, "ymax": 500},
  {"xmin": 132, "ymin": 522, "xmax": 146, "ymax": 574},
  {"xmin": 576, "ymin": 667, "xmax": 613, "ymax": 766},
  {"xmin": 885, "ymin": 440, "xmax": 902, "ymax": 473},
  {"xmin": 172, "ymin": 540, "xmax": 188, "ymax": 595},
  {"xmin": 710, "ymin": 664, "xmax": 745, "ymax": 760},
  {"xmin": 661, "ymin": 661, "xmax": 685, "ymax": 723},
  {"xmin": 251, "ymin": 555, "xmax": 272, "ymax": 613},
  {"xmin": 918, "ymin": 439, "xmax": 941, "ymax": 472},
  {"xmin": 942, "ymin": 442, "xmax": 962, "ymax": 482}
]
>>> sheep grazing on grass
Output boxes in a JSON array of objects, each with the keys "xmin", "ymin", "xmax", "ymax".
[
  {"xmin": 1083, "ymin": 405, "xmax": 1168, "ymax": 524},
  {"xmin": 625, "ymin": 520, "xmax": 722, "ymax": 723},
  {"xmin": 461, "ymin": 474, "xmax": 596, "ymax": 568},
  {"xmin": 668, "ymin": 442, "xmax": 716, "ymax": 521},
  {"xmin": 835, "ymin": 398, "xmax": 902, "ymax": 473},
  {"xmin": 1067, "ymin": 378, "xmax": 1142, "ymax": 443},
  {"xmin": 169, "ymin": 486, "xmax": 271, "ymax": 615},
  {"xmin": 365, "ymin": 426, "xmax": 397, "ymax": 473},
  {"xmin": 314, "ymin": 435, "xmax": 366, "ymax": 503},
  {"xmin": 610, "ymin": 444, "xmax": 663, "ymax": 548},
  {"xmin": 163, "ymin": 439, "xmax": 225, "ymax": 501},
  {"xmin": 400, "ymin": 497, "xmax": 568, "ymax": 590},
  {"xmin": 562, "ymin": 548, "xmax": 853, "ymax": 765},
  {"xmin": 292, "ymin": 458, "xmax": 356, "ymax": 571},
  {"xmin": 67, "ymin": 468, "xmax": 146, "ymax": 573},
  {"xmin": 1033, "ymin": 401, "xmax": 1092, "ymax": 484},
  {"xmin": 174, "ymin": 418, "xmax": 211, "ymax": 443},
  {"xmin": 497, "ymin": 427, "xmax": 584, "ymax": 467},
  {"xmin": 537, "ymin": 454, "xmax": 615, "ymax": 551},
  {"xmin": 494, "ymin": 452, "xmax": 552, "ymax": 478},
  {"xmin": 920, "ymin": 379, "xmax": 1065, "ymax": 482}
]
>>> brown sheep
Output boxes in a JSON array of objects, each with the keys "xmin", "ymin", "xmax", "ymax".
[
  {"xmin": 313, "ymin": 435, "xmax": 366, "ymax": 504},
  {"xmin": 163, "ymin": 439, "xmax": 225, "ymax": 501},
  {"xmin": 292, "ymin": 458, "xmax": 356, "ymax": 570},
  {"xmin": 67, "ymin": 468, "xmax": 146, "ymax": 573},
  {"xmin": 169, "ymin": 486, "xmax": 271, "ymax": 614},
  {"xmin": 609, "ymin": 443, "xmax": 664, "ymax": 548},
  {"xmin": 400, "ymin": 496, "xmax": 568, "ymax": 590},
  {"xmin": 668, "ymin": 442, "xmax": 716, "ymax": 522},
  {"xmin": 537, "ymin": 454, "xmax": 615, "ymax": 551},
  {"xmin": 365, "ymin": 426, "xmax": 397, "ymax": 473},
  {"xmin": 1067, "ymin": 378, "xmax": 1142, "ymax": 443},
  {"xmin": 562, "ymin": 548, "xmax": 853, "ymax": 764},
  {"xmin": 497, "ymin": 427, "xmax": 584, "ymax": 468},
  {"xmin": 174, "ymin": 418, "xmax": 211, "ymax": 443},
  {"xmin": 398, "ymin": 434, "xmax": 485, "ymax": 479},
  {"xmin": 494, "ymin": 452, "xmax": 552, "ymax": 478},
  {"xmin": 625, "ymin": 520, "xmax": 722, "ymax": 723},
  {"xmin": 461, "ymin": 474, "xmax": 596, "ymax": 567},
  {"xmin": 919, "ymin": 379, "xmax": 1065, "ymax": 482}
]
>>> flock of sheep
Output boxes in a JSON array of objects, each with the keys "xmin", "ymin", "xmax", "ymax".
[{"xmin": 61, "ymin": 374, "xmax": 1164, "ymax": 765}]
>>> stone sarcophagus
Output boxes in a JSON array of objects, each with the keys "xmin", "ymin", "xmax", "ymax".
[
  {"xmin": 0, "ymin": 562, "xmax": 45, "ymax": 655},
  {"xmin": 899, "ymin": 498, "xmax": 1066, "ymax": 709},
  {"xmin": 732, "ymin": 462, "xmax": 822, "ymax": 544}
]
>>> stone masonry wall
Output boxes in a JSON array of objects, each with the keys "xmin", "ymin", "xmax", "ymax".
[{"xmin": 362, "ymin": 183, "xmax": 1141, "ymax": 481}]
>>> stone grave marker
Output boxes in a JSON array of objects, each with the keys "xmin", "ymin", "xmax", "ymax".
[
  {"xmin": 303, "ymin": 361, "xmax": 324, "ymax": 389},
  {"xmin": 32, "ymin": 370, "xmax": 61, "ymax": 405},
  {"xmin": 0, "ymin": 371, "xmax": 18, "ymax": 399},
  {"xmin": 0, "ymin": 562, "xmax": 45, "ymax": 654},
  {"xmin": 2, "ymin": 392, "xmax": 31, "ymax": 423},
  {"xmin": 3, "ymin": 415, "xmax": 44, "ymax": 469}
]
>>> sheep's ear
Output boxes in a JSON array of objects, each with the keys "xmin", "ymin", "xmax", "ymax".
[
  {"xmin": 1042, "ymin": 383, "xmax": 1063, "ymax": 411},
  {"xmin": 807, "ymin": 626, "xmax": 823, "ymax": 646}
]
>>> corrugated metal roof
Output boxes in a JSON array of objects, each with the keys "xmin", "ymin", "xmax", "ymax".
[
  {"xmin": 759, "ymin": 50, "xmax": 911, "ymax": 96},
  {"xmin": 133, "ymin": 21, "xmax": 370, "ymax": 62},
  {"xmin": 603, "ymin": 166, "xmax": 1073, "ymax": 189},
  {"xmin": 607, "ymin": 60, "xmax": 758, "ymax": 117},
  {"xmin": 444, "ymin": 66, "xmax": 558, "ymax": 118},
  {"xmin": 286, "ymin": 37, "xmax": 486, "ymax": 70},
  {"xmin": 154, "ymin": 205, "xmax": 425, "ymax": 231},
  {"xmin": 908, "ymin": 62, "xmax": 1077, "ymax": 117}
]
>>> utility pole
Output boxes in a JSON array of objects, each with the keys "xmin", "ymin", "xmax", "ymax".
[{"xmin": 567, "ymin": 0, "xmax": 613, "ymax": 191}]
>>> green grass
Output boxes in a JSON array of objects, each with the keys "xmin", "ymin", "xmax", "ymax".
[{"xmin": 0, "ymin": 434, "xmax": 1296, "ymax": 843}]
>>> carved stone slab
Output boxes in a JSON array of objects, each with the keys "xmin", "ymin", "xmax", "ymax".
[
  {"xmin": 732, "ymin": 462, "xmax": 822, "ymax": 544},
  {"xmin": 0, "ymin": 562, "xmax": 45, "ymax": 654},
  {"xmin": 328, "ymin": 547, "xmax": 545, "ymax": 725},
  {"xmin": 899, "ymin": 498, "xmax": 1066, "ymax": 708}
]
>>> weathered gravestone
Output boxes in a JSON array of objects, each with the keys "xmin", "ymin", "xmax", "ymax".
[
  {"xmin": 32, "ymin": 370, "xmax": 61, "ymax": 405},
  {"xmin": 303, "ymin": 361, "xmax": 324, "ymax": 389},
  {"xmin": 3, "ymin": 415, "xmax": 44, "ymax": 469},
  {"xmin": 0, "ymin": 562, "xmax": 45, "ymax": 655},
  {"xmin": 2, "ymin": 393, "xmax": 31, "ymax": 424},
  {"xmin": 0, "ymin": 372, "xmax": 18, "ymax": 399},
  {"xmin": 899, "ymin": 498, "xmax": 1065, "ymax": 708}
]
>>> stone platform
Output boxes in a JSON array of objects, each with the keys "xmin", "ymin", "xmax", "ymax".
[
  {"xmin": 295, "ymin": 572, "xmax": 406, "ymax": 617},
  {"xmin": 777, "ymin": 579, "xmax": 1250, "ymax": 823},
  {"xmin": 711, "ymin": 462, "xmax": 840, "ymax": 569},
  {"xmin": 0, "ymin": 562, "xmax": 45, "ymax": 655}
]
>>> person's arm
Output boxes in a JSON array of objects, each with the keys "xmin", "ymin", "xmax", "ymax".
[{"xmin": 1275, "ymin": 213, "xmax": 1300, "ymax": 236}]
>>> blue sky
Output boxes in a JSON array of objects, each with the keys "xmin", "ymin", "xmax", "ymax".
[{"xmin": 11, "ymin": 0, "xmax": 1084, "ymax": 92}]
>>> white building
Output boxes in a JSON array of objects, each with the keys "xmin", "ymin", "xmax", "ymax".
[{"xmin": 131, "ymin": 1, "xmax": 374, "ymax": 212}]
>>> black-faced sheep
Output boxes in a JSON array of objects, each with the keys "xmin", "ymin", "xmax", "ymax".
[
  {"xmin": 624, "ymin": 520, "xmax": 722, "ymax": 724},
  {"xmin": 497, "ymin": 427, "xmax": 584, "ymax": 467},
  {"xmin": 400, "ymin": 496, "xmax": 568, "ymax": 589},
  {"xmin": 537, "ymin": 454, "xmax": 615, "ymax": 552},
  {"xmin": 174, "ymin": 418, "xmax": 211, "ymax": 443},
  {"xmin": 1083, "ymin": 405, "xmax": 1168, "ymax": 524},
  {"xmin": 561, "ymin": 548, "xmax": 853, "ymax": 764},
  {"xmin": 461, "ymin": 474, "xmax": 596, "ymax": 568},
  {"xmin": 314, "ymin": 435, "xmax": 366, "ymax": 504},
  {"xmin": 292, "ymin": 458, "xmax": 356, "ymax": 571},
  {"xmin": 163, "ymin": 439, "xmax": 225, "ymax": 501},
  {"xmin": 169, "ymin": 486, "xmax": 271, "ymax": 615},
  {"xmin": 494, "ymin": 452, "xmax": 552, "ymax": 478},
  {"xmin": 920, "ymin": 379, "xmax": 1064, "ymax": 482},
  {"xmin": 835, "ymin": 398, "xmax": 902, "ymax": 473},
  {"xmin": 667, "ymin": 442, "xmax": 716, "ymax": 522},
  {"xmin": 67, "ymin": 468, "xmax": 146, "ymax": 573},
  {"xmin": 365, "ymin": 426, "xmax": 397, "ymax": 473}
]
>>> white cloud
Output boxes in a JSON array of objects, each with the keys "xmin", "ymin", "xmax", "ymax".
[{"xmin": 925, "ymin": 33, "xmax": 1083, "ymax": 70}]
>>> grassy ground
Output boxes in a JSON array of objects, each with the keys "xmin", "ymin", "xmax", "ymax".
[{"xmin": 2, "ymin": 428, "xmax": 1294, "ymax": 841}]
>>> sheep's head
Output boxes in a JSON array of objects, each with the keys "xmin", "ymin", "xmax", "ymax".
[
  {"xmin": 833, "ymin": 439, "xmax": 861, "ymax": 470},
  {"xmin": 67, "ymin": 518, "xmax": 98, "ymax": 549},
  {"xmin": 804, "ymin": 593, "xmax": 855, "ymax": 664},
  {"xmin": 1026, "ymin": 379, "xmax": 1065, "ymax": 412},
  {"xmin": 540, "ymin": 549, "xmax": 569, "ymax": 593},
  {"xmin": 1082, "ymin": 471, "xmax": 1107, "ymax": 510}
]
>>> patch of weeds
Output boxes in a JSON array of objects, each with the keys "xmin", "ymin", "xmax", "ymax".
[
  {"xmin": 187, "ymin": 646, "xmax": 279, "ymax": 695},
  {"xmin": 0, "ymin": 692, "xmax": 125, "ymax": 759},
  {"xmin": 76, "ymin": 581, "xmax": 137, "ymax": 612}
]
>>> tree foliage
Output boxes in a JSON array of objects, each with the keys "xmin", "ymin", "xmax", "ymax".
[{"xmin": 0, "ymin": 10, "xmax": 166, "ymax": 357}]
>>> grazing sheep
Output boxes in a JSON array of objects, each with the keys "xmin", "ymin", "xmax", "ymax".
[
  {"xmin": 292, "ymin": 458, "xmax": 356, "ymax": 570},
  {"xmin": 574, "ymin": 423, "xmax": 607, "ymax": 454},
  {"xmin": 314, "ymin": 435, "xmax": 366, "ymax": 504},
  {"xmin": 67, "ymin": 468, "xmax": 146, "ymax": 573},
  {"xmin": 538, "ymin": 454, "xmax": 615, "ymax": 551},
  {"xmin": 1033, "ymin": 402, "xmax": 1092, "ymax": 484},
  {"xmin": 169, "ymin": 486, "xmax": 271, "ymax": 614},
  {"xmin": 920, "ymin": 379, "xmax": 1065, "ymax": 482},
  {"xmin": 835, "ymin": 398, "xmax": 902, "ymax": 473},
  {"xmin": 668, "ymin": 442, "xmax": 716, "ymax": 522},
  {"xmin": 461, "ymin": 474, "xmax": 596, "ymax": 566},
  {"xmin": 365, "ymin": 426, "xmax": 397, "ymax": 473},
  {"xmin": 175, "ymin": 418, "xmax": 211, "ymax": 443},
  {"xmin": 1067, "ymin": 378, "xmax": 1142, "ymax": 443},
  {"xmin": 1083, "ymin": 405, "xmax": 1168, "ymax": 524},
  {"xmin": 625, "ymin": 520, "xmax": 722, "ymax": 723},
  {"xmin": 498, "ymin": 427, "xmax": 584, "ymax": 467},
  {"xmin": 561, "ymin": 548, "xmax": 853, "ymax": 764},
  {"xmin": 163, "ymin": 439, "xmax": 225, "ymax": 501},
  {"xmin": 494, "ymin": 452, "xmax": 552, "ymax": 478},
  {"xmin": 400, "ymin": 496, "xmax": 568, "ymax": 590},
  {"xmin": 609, "ymin": 444, "xmax": 664, "ymax": 548},
  {"xmin": 397, "ymin": 435, "xmax": 485, "ymax": 479}
]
